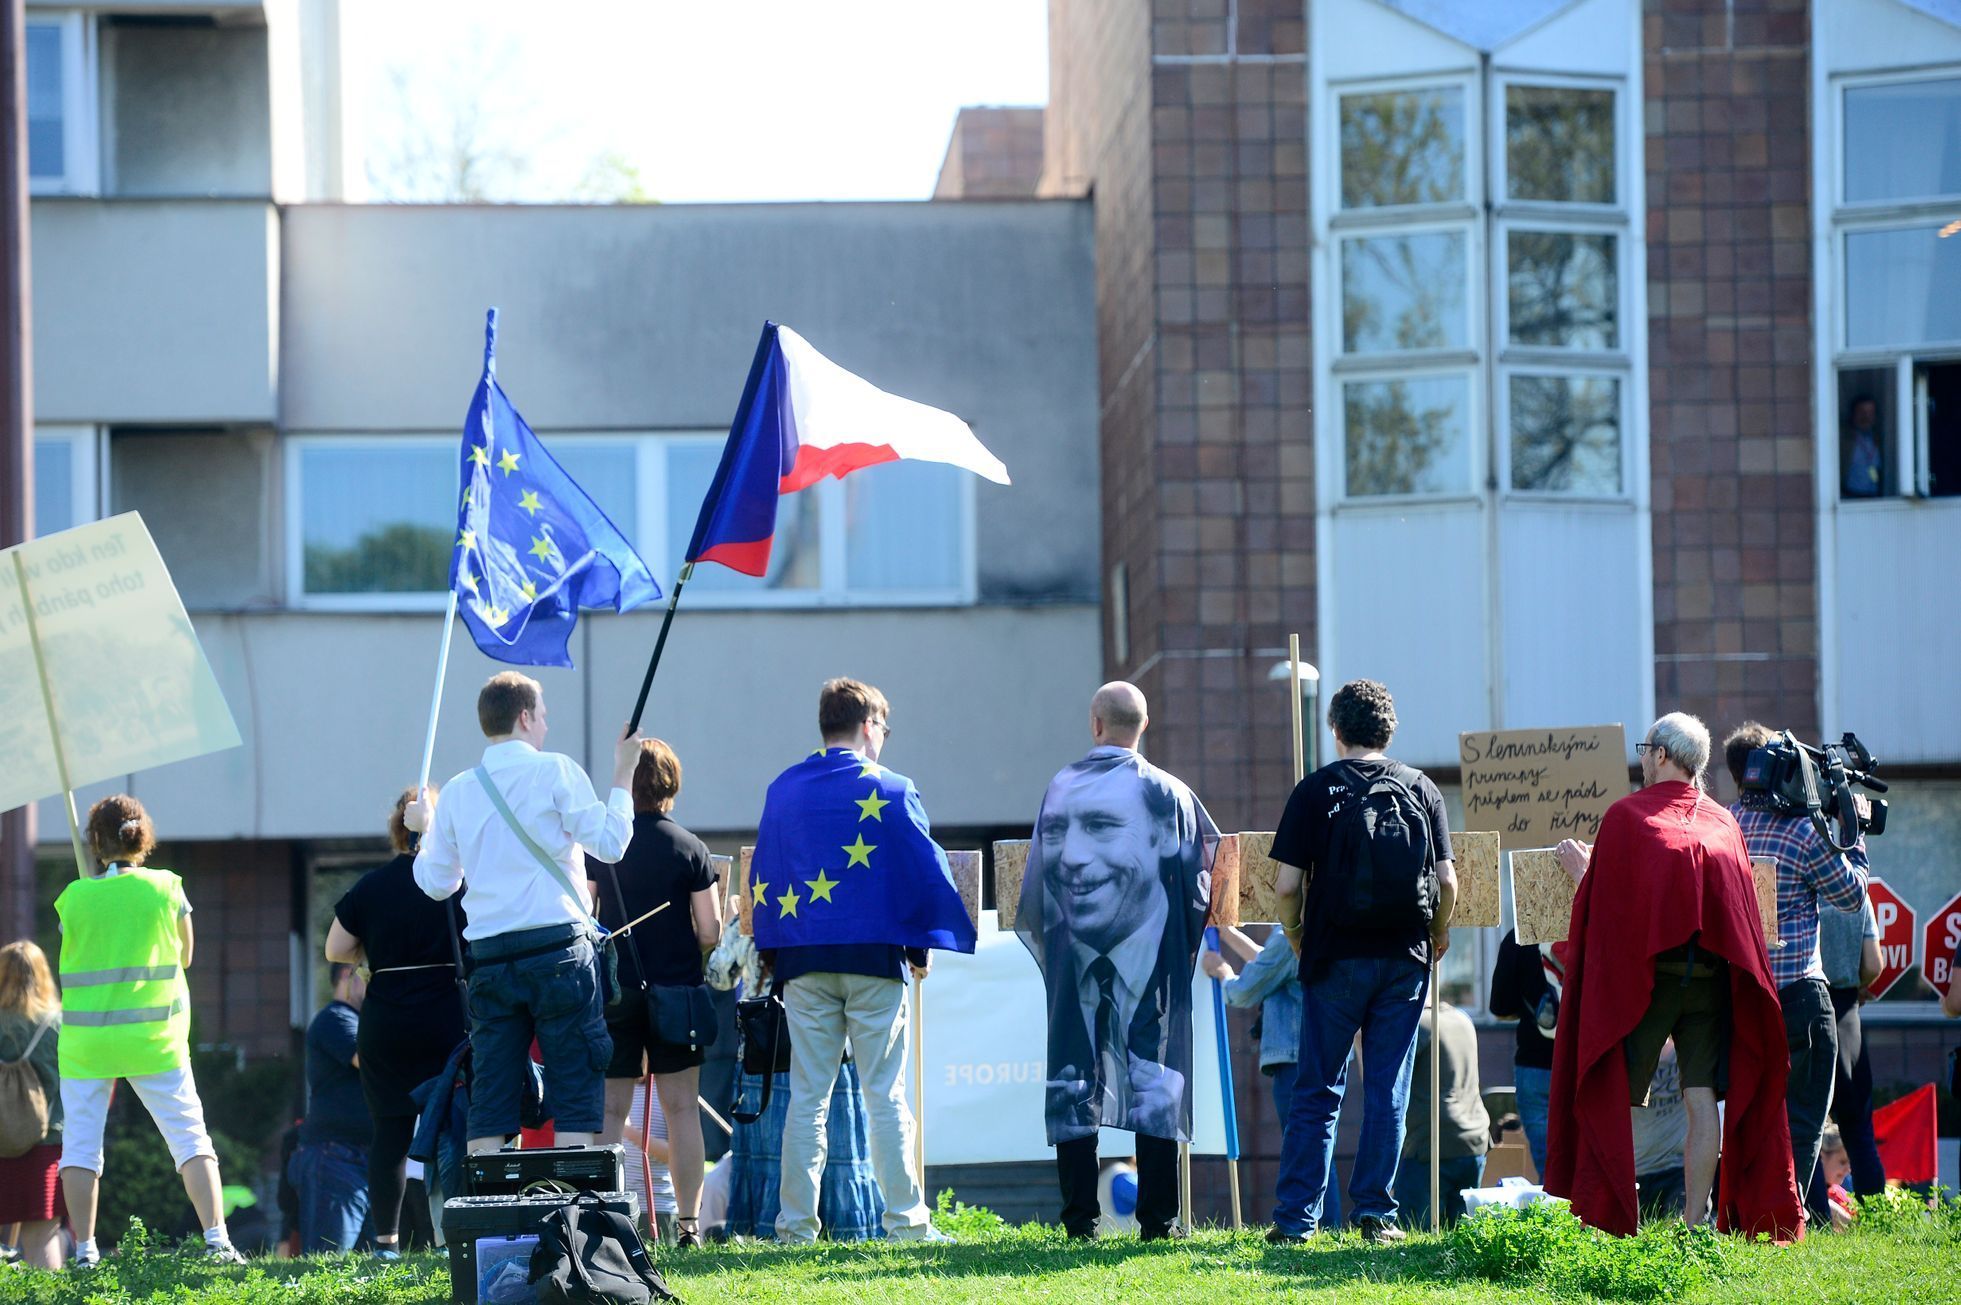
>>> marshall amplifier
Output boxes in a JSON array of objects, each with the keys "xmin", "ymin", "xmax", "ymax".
[
  {"xmin": 441, "ymin": 1191, "xmax": 642, "ymax": 1303},
  {"xmin": 463, "ymin": 1144, "xmax": 626, "ymax": 1196}
]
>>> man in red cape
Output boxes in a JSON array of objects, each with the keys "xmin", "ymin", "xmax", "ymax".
[{"xmin": 1545, "ymin": 712, "xmax": 1803, "ymax": 1239}]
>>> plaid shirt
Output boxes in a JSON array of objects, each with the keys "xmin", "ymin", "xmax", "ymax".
[{"xmin": 1731, "ymin": 800, "xmax": 1867, "ymax": 987}]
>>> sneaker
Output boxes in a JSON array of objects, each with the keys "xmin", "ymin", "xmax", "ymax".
[
  {"xmin": 903, "ymin": 1226, "xmax": 954, "ymax": 1244},
  {"xmin": 1356, "ymin": 1216, "xmax": 1406, "ymax": 1246},
  {"xmin": 1265, "ymin": 1226, "xmax": 1316, "ymax": 1245},
  {"xmin": 0, "ymin": 1246, "xmax": 19, "ymax": 1266},
  {"xmin": 1139, "ymin": 1224, "xmax": 1188, "ymax": 1243},
  {"xmin": 67, "ymin": 1252, "xmax": 101, "ymax": 1271},
  {"xmin": 199, "ymin": 1243, "xmax": 247, "ymax": 1266},
  {"xmin": 372, "ymin": 1247, "xmax": 402, "ymax": 1262}
]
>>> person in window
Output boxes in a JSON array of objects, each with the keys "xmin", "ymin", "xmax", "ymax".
[{"xmin": 1841, "ymin": 395, "xmax": 1884, "ymax": 498}]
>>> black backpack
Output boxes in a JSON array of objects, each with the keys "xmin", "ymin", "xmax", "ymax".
[
  {"xmin": 1326, "ymin": 761, "xmax": 1437, "ymax": 932},
  {"xmin": 529, "ymin": 1191, "xmax": 677, "ymax": 1305}
]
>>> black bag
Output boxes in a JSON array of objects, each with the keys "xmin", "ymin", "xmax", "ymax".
[
  {"xmin": 648, "ymin": 984, "xmax": 718, "ymax": 1054},
  {"xmin": 730, "ymin": 981, "xmax": 790, "ymax": 1125},
  {"xmin": 529, "ymin": 1190, "xmax": 676, "ymax": 1305},
  {"xmin": 1327, "ymin": 761, "xmax": 1437, "ymax": 932}
]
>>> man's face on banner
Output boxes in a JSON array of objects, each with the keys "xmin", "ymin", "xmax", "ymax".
[{"xmin": 1040, "ymin": 780, "xmax": 1160, "ymax": 955}]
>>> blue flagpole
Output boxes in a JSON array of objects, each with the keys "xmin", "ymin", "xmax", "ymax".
[{"xmin": 1205, "ymin": 925, "xmax": 1243, "ymax": 1229}]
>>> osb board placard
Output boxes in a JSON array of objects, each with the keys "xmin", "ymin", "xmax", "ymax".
[
  {"xmin": 1208, "ymin": 834, "xmax": 1240, "ymax": 928},
  {"xmin": 1460, "ymin": 725, "xmax": 1630, "ymax": 851},
  {"xmin": 1510, "ymin": 848, "xmax": 1576, "ymax": 946},
  {"xmin": 993, "ymin": 839, "xmax": 1029, "ymax": 930},
  {"xmin": 1238, "ymin": 831, "xmax": 1283, "ymax": 925},
  {"xmin": 1450, "ymin": 830, "xmax": 1502, "ymax": 928},
  {"xmin": 946, "ymin": 849, "xmax": 981, "ymax": 926},
  {"xmin": 738, "ymin": 846, "xmax": 755, "ymax": 936},
  {"xmin": 711, "ymin": 854, "xmax": 733, "ymax": 920},
  {"xmin": 1753, "ymin": 858, "xmax": 1779, "ymax": 940}
]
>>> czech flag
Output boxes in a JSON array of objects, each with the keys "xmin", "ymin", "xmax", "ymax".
[{"xmin": 684, "ymin": 322, "xmax": 1011, "ymax": 576}]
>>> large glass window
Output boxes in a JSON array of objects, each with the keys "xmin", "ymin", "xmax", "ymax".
[
  {"xmin": 291, "ymin": 435, "xmax": 972, "ymax": 606},
  {"xmin": 25, "ymin": 14, "xmax": 93, "ymax": 195},
  {"xmin": 1835, "ymin": 72, "xmax": 1961, "ymax": 500},
  {"xmin": 1330, "ymin": 74, "xmax": 1628, "ymax": 502},
  {"xmin": 1843, "ymin": 77, "xmax": 1961, "ymax": 205},
  {"xmin": 32, "ymin": 427, "xmax": 97, "ymax": 536}
]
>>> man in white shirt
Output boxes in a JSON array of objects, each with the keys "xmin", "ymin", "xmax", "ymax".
[{"xmin": 409, "ymin": 671, "xmax": 643, "ymax": 1153}]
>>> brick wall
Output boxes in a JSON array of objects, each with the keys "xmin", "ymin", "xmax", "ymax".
[
  {"xmin": 1645, "ymin": 0, "xmax": 1820, "ymax": 743},
  {"xmin": 174, "ymin": 840, "xmax": 298, "ymax": 1058},
  {"xmin": 934, "ymin": 107, "xmax": 1046, "ymax": 199}
]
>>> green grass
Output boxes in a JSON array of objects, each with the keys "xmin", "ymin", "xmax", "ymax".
[{"xmin": 2, "ymin": 1201, "xmax": 1956, "ymax": 1305}]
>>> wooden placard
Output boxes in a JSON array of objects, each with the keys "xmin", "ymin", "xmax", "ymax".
[
  {"xmin": 946, "ymin": 849, "xmax": 982, "ymax": 926},
  {"xmin": 710, "ymin": 854, "xmax": 733, "ymax": 921},
  {"xmin": 1510, "ymin": 848, "xmax": 1576, "ymax": 946},
  {"xmin": 1237, "ymin": 831, "xmax": 1283, "ymax": 925},
  {"xmin": 1752, "ymin": 858, "xmax": 1779, "ymax": 940},
  {"xmin": 1449, "ymin": 830, "xmax": 1502, "ymax": 928},
  {"xmin": 1208, "ymin": 833, "xmax": 1241, "ymax": 928},
  {"xmin": 738, "ymin": 846, "xmax": 756, "ymax": 936},
  {"xmin": 1460, "ymin": 725, "xmax": 1631, "ymax": 851},
  {"xmin": 993, "ymin": 839, "xmax": 1030, "ymax": 930}
]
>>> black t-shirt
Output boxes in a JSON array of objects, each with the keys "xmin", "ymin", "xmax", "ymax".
[
  {"xmin": 1489, "ymin": 929, "xmax": 1555, "ymax": 1071},
  {"xmin": 1270, "ymin": 756, "xmax": 1453, "ymax": 979},
  {"xmin": 588, "ymin": 812, "xmax": 718, "ymax": 988},
  {"xmin": 300, "ymin": 1001, "xmax": 369, "ymax": 1146},
  {"xmin": 335, "ymin": 853, "xmax": 467, "ymax": 1009}
]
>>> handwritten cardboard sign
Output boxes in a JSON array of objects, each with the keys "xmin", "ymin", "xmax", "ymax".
[
  {"xmin": 947, "ymin": 849, "xmax": 981, "ymax": 926},
  {"xmin": 1449, "ymin": 830, "xmax": 1502, "ymax": 928},
  {"xmin": 993, "ymin": 839, "xmax": 1029, "ymax": 930},
  {"xmin": 1510, "ymin": 847, "xmax": 1576, "ymax": 946},
  {"xmin": 0, "ymin": 513, "xmax": 240, "ymax": 815},
  {"xmin": 1460, "ymin": 725, "xmax": 1630, "ymax": 851}
]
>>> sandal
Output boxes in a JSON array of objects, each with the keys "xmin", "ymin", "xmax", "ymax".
[{"xmin": 675, "ymin": 1217, "xmax": 702, "ymax": 1249}]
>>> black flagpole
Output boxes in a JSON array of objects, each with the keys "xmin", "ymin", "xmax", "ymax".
[{"xmin": 627, "ymin": 562, "xmax": 691, "ymax": 733}]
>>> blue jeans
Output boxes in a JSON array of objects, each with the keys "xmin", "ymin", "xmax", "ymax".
[
  {"xmin": 289, "ymin": 1140, "xmax": 369, "ymax": 1253},
  {"xmin": 466, "ymin": 926, "xmax": 611, "ymax": 1137},
  {"xmin": 1393, "ymin": 1153, "xmax": 1485, "ymax": 1228},
  {"xmin": 1272, "ymin": 955, "xmax": 1428, "ymax": 1233},
  {"xmin": 1514, "ymin": 1065, "xmax": 1551, "ymax": 1179},
  {"xmin": 1267, "ymin": 1061, "xmax": 1339, "ymax": 1227}
]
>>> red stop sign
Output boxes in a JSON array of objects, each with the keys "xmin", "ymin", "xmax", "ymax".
[
  {"xmin": 1867, "ymin": 879, "xmax": 1916, "ymax": 999},
  {"xmin": 1921, "ymin": 891, "xmax": 1961, "ymax": 996}
]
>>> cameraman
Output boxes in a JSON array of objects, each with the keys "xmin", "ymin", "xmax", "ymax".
[{"xmin": 1722, "ymin": 723, "xmax": 1867, "ymax": 1221}]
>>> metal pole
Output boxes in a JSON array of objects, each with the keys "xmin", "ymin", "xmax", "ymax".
[
  {"xmin": 1288, "ymin": 633, "xmax": 1305, "ymax": 783},
  {"xmin": 1206, "ymin": 926, "xmax": 1242, "ymax": 1229},
  {"xmin": 627, "ymin": 563, "xmax": 692, "ymax": 734},
  {"xmin": 1178, "ymin": 1140, "xmax": 1192, "ymax": 1234},
  {"xmin": 0, "ymin": 0, "xmax": 35, "ymax": 937},
  {"xmin": 417, "ymin": 591, "xmax": 459, "ymax": 796},
  {"xmin": 1429, "ymin": 954, "xmax": 1441, "ymax": 1234},
  {"xmin": 910, "ymin": 979, "xmax": 927, "ymax": 1182}
]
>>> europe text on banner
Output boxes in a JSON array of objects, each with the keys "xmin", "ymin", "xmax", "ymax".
[
  {"xmin": 0, "ymin": 513, "xmax": 241, "ymax": 815},
  {"xmin": 685, "ymin": 322, "xmax": 1011, "ymax": 577},
  {"xmin": 451, "ymin": 310, "xmax": 660, "ymax": 667},
  {"xmin": 750, "ymin": 747, "xmax": 977, "ymax": 955}
]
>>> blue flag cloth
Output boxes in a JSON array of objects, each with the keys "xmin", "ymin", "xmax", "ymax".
[
  {"xmin": 751, "ymin": 748, "xmax": 978, "ymax": 955},
  {"xmin": 450, "ymin": 310, "xmax": 659, "ymax": 667}
]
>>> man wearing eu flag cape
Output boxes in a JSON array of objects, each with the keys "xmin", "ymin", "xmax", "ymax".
[
  {"xmin": 751, "ymin": 678, "xmax": 976, "ymax": 1244},
  {"xmin": 1016, "ymin": 682, "xmax": 1218, "ymax": 1241}
]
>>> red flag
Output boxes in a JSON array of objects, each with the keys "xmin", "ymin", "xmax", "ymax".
[{"xmin": 1872, "ymin": 1083, "xmax": 1939, "ymax": 1185}]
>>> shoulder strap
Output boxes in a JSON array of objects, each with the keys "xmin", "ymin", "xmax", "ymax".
[
  {"xmin": 474, "ymin": 764, "xmax": 594, "ymax": 921},
  {"xmin": 1, "ymin": 1016, "xmax": 53, "ymax": 1066},
  {"xmin": 601, "ymin": 863, "xmax": 648, "ymax": 988}
]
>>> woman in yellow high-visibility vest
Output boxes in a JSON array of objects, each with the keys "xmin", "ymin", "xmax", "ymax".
[{"xmin": 54, "ymin": 795, "xmax": 243, "ymax": 1266}]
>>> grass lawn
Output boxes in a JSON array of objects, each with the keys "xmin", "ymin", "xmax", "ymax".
[{"xmin": 1, "ymin": 1202, "xmax": 1954, "ymax": 1305}]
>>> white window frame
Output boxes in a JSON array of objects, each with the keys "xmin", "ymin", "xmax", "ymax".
[
  {"xmin": 1334, "ymin": 363, "xmax": 1485, "ymax": 503},
  {"xmin": 1333, "ymin": 73, "xmax": 1481, "ymax": 220},
  {"xmin": 285, "ymin": 433, "xmax": 978, "ymax": 611},
  {"xmin": 1493, "ymin": 218, "xmax": 1627, "ymax": 360},
  {"xmin": 1334, "ymin": 218, "xmax": 1481, "ymax": 363},
  {"xmin": 32, "ymin": 423, "xmax": 103, "ymax": 533},
  {"xmin": 1835, "ymin": 67, "xmax": 1961, "ymax": 213},
  {"xmin": 1491, "ymin": 72, "xmax": 1624, "ymax": 217},
  {"xmin": 1498, "ymin": 365, "xmax": 1629, "ymax": 499},
  {"xmin": 26, "ymin": 11, "xmax": 98, "ymax": 197}
]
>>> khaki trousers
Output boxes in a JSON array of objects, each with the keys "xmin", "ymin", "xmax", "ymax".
[{"xmin": 775, "ymin": 971, "xmax": 932, "ymax": 1241}]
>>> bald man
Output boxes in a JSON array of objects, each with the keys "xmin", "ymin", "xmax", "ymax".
[{"xmin": 1015, "ymin": 682, "xmax": 1218, "ymax": 1241}]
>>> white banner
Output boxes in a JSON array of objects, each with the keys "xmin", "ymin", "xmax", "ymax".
[{"xmin": 919, "ymin": 913, "xmax": 1229, "ymax": 1164}]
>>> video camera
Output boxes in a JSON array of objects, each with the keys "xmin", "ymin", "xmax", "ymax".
[{"xmin": 1740, "ymin": 730, "xmax": 1888, "ymax": 854}]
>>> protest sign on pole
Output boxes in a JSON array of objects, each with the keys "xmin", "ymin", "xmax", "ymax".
[
  {"xmin": 1510, "ymin": 848, "xmax": 1577, "ymax": 946},
  {"xmin": 1459, "ymin": 725, "xmax": 1630, "ymax": 850},
  {"xmin": 0, "ymin": 514, "xmax": 240, "ymax": 874},
  {"xmin": 1867, "ymin": 879, "xmax": 1915, "ymax": 998}
]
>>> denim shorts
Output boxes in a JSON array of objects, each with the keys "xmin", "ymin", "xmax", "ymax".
[{"xmin": 465, "ymin": 926, "xmax": 612, "ymax": 1137}]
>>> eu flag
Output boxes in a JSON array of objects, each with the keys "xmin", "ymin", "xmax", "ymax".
[
  {"xmin": 450, "ymin": 310, "xmax": 659, "ymax": 667},
  {"xmin": 751, "ymin": 748, "xmax": 978, "ymax": 954}
]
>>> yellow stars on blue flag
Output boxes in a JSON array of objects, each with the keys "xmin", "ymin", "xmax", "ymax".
[
  {"xmin": 752, "ymin": 879, "xmax": 770, "ymax": 906},
  {"xmin": 806, "ymin": 870, "xmax": 839, "ymax": 903},
  {"xmin": 777, "ymin": 887, "xmax": 801, "ymax": 918},
  {"xmin": 497, "ymin": 448, "xmax": 521, "ymax": 475},
  {"xmin": 459, "ymin": 571, "xmax": 480, "ymax": 597},
  {"xmin": 457, "ymin": 527, "xmax": 477, "ymax": 550},
  {"xmin": 529, "ymin": 534, "xmax": 557, "ymax": 564},
  {"xmin": 519, "ymin": 579, "xmax": 538, "ymax": 603},
  {"xmin": 854, "ymin": 789, "xmax": 889, "ymax": 822},
  {"xmin": 859, "ymin": 760, "xmax": 883, "ymax": 779},
  {"xmin": 468, "ymin": 444, "xmax": 492, "ymax": 468},
  {"xmin": 518, "ymin": 490, "xmax": 543, "ymax": 516},
  {"xmin": 842, "ymin": 835, "xmax": 876, "ymax": 868}
]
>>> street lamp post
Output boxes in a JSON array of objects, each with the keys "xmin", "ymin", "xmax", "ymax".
[{"xmin": 1269, "ymin": 641, "xmax": 1321, "ymax": 783}]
